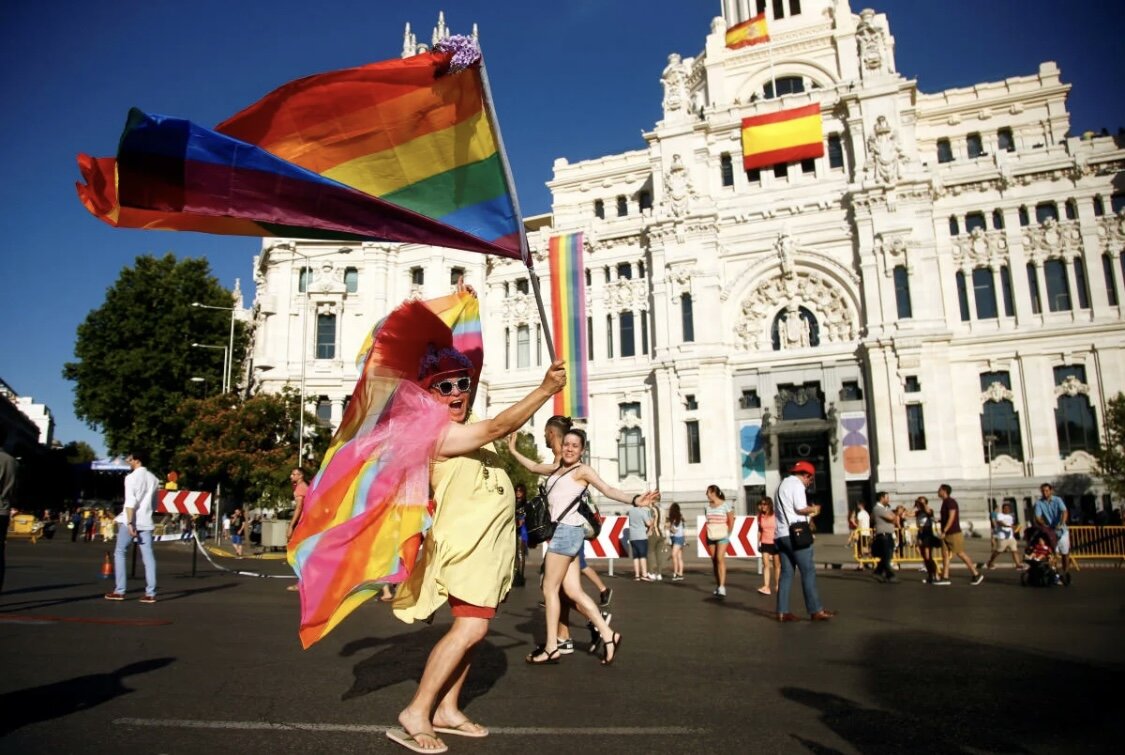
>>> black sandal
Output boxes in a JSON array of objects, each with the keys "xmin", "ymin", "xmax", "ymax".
[
  {"xmin": 525, "ymin": 645, "xmax": 560, "ymax": 665},
  {"xmin": 600, "ymin": 633, "xmax": 622, "ymax": 666}
]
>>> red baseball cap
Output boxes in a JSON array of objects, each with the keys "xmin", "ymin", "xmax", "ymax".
[{"xmin": 790, "ymin": 460, "xmax": 816, "ymax": 476}]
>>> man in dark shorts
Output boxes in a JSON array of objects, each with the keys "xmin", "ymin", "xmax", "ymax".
[{"xmin": 936, "ymin": 484, "xmax": 983, "ymax": 586}]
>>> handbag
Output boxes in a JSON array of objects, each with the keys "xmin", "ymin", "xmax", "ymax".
[
  {"xmin": 789, "ymin": 520, "xmax": 814, "ymax": 549},
  {"xmin": 525, "ymin": 466, "xmax": 582, "ymax": 547},
  {"xmin": 577, "ymin": 495, "xmax": 601, "ymax": 541},
  {"xmin": 705, "ymin": 522, "xmax": 730, "ymax": 541}
]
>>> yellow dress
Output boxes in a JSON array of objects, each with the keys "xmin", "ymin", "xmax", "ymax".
[{"xmin": 393, "ymin": 435, "xmax": 515, "ymax": 623}]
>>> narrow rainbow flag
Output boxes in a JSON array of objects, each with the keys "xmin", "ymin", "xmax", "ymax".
[
  {"xmin": 76, "ymin": 39, "xmax": 522, "ymax": 259},
  {"xmin": 549, "ymin": 232, "xmax": 588, "ymax": 418},
  {"xmin": 726, "ymin": 13, "xmax": 770, "ymax": 49},
  {"xmin": 741, "ymin": 103, "xmax": 824, "ymax": 170}
]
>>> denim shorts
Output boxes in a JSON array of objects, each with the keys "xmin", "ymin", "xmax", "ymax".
[
  {"xmin": 670, "ymin": 535, "xmax": 685, "ymax": 547},
  {"xmin": 548, "ymin": 523, "xmax": 585, "ymax": 557},
  {"xmin": 630, "ymin": 539, "xmax": 649, "ymax": 558}
]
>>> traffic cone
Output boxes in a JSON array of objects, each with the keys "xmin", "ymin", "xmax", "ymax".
[{"xmin": 100, "ymin": 552, "xmax": 113, "ymax": 579}]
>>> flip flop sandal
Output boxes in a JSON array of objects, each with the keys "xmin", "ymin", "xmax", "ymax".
[
  {"xmin": 600, "ymin": 632, "xmax": 622, "ymax": 666},
  {"xmin": 385, "ymin": 728, "xmax": 448, "ymax": 754},
  {"xmin": 525, "ymin": 645, "xmax": 561, "ymax": 665},
  {"xmin": 433, "ymin": 721, "xmax": 489, "ymax": 738}
]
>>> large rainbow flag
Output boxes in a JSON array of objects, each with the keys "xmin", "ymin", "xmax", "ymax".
[
  {"xmin": 288, "ymin": 292, "xmax": 482, "ymax": 648},
  {"xmin": 548, "ymin": 232, "xmax": 588, "ymax": 418},
  {"xmin": 76, "ymin": 38, "xmax": 522, "ymax": 259}
]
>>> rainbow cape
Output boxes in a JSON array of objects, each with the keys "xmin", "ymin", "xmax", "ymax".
[
  {"xmin": 75, "ymin": 38, "xmax": 521, "ymax": 259},
  {"xmin": 287, "ymin": 292, "xmax": 482, "ymax": 649}
]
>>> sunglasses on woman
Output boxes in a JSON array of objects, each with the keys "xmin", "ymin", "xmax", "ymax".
[{"xmin": 432, "ymin": 376, "xmax": 472, "ymax": 396}]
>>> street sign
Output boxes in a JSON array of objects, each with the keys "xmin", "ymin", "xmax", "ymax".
[
  {"xmin": 696, "ymin": 515, "xmax": 759, "ymax": 558},
  {"xmin": 157, "ymin": 490, "xmax": 212, "ymax": 515}
]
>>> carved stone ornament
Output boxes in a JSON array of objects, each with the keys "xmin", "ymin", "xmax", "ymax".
[
  {"xmin": 314, "ymin": 301, "xmax": 337, "ymax": 316},
  {"xmin": 952, "ymin": 228, "xmax": 1009, "ymax": 272},
  {"xmin": 775, "ymin": 232, "xmax": 797, "ymax": 279},
  {"xmin": 874, "ymin": 233, "xmax": 908, "ymax": 277},
  {"xmin": 501, "ymin": 293, "xmax": 535, "ymax": 326},
  {"xmin": 980, "ymin": 381, "xmax": 1015, "ymax": 404},
  {"xmin": 735, "ymin": 272, "xmax": 856, "ymax": 350},
  {"xmin": 604, "ymin": 278, "xmax": 649, "ymax": 313},
  {"xmin": 311, "ymin": 261, "xmax": 346, "ymax": 293},
  {"xmin": 661, "ymin": 154, "xmax": 695, "ymax": 218},
  {"xmin": 863, "ymin": 115, "xmax": 907, "ymax": 185},
  {"xmin": 668, "ymin": 266, "xmax": 696, "ymax": 297},
  {"xmin": 778, "ymin": 303, "xmax": 812, "ymax": 349},
  {"xmin": 660, "ymin": 52, "xmax": 689, "ymax": 119},
  {"xmin": 1021, "ymin": 217, "xmax": 1084, "ymax": 263},
  {"xmin": 1097, "ymin": 209, "xmax": 1125, "ymax": 253},
  {"xmin": 775, "ymin": 385, "xmax": 820, "ymax": 415},
  {"xmin": 1054, "ymin": 375, "xmax": 1089, "ymax": 399},
  {"xmin": 855, "ymin": 8, "xmax": 887, "ymax": 75},
  {"xmin": 1062, "ymin": 449, "xmax": 1096, "ymax": 473}
]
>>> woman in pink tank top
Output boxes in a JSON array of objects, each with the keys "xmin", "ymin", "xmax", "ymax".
[{"xmin": 756, "ymin": 497, "xmax": 780, "ymax": 596}]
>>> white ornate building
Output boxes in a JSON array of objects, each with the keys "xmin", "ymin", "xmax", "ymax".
[{"xmin": 247, "ymin": 2, "xmax": 1125, "ymax": 531}]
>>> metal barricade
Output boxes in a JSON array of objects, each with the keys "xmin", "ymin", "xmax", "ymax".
[
  {"xmin": 852, "ymin": 525, "xmax": 938, "ymax": 566},
  {"xmin": 1066, "ymin": 526, "xmax": 1125, "ymax": 568}
]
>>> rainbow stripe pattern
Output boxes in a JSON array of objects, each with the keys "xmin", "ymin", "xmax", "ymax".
[
  {"xmin": 548, "ymin": 232, "xmax": 588, "ymax": 418},
  {"xmin": 76, "ymin": 45, "xmax": 521, "ymax": 259},
  {"xmin": 288, "ymin": 292, "xmax": 482, "ymax": 648}
]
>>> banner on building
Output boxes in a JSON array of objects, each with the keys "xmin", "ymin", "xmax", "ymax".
[
  {"xmin": 739, "ymin": 419, "xmax": 767, "ymax": 484},
  {"xmin": 549, "ymin": 231, "xmax": 588, "ymax": 418},
  {"xmin": 741, "ymin": 103, "xmax": 824, "ymax": 170},
  {"xmin": 726, "ymin": 13, "xmax": 770, "ymax": 49},
  {"xmin": 840, "ymin": 411, "xmax": 871, "ymax": 480}
]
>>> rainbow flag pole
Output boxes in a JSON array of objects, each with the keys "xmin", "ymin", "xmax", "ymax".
[
  {"xmin": 477, "ymin": 59, "xmax": 558, "ymax": 363},
  {"xmin": 548, "ymin": 232, "xmax": 588, "ymax": 417}
]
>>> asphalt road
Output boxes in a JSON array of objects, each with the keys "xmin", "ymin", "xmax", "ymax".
[{"xmin": 1, "ymin": 537, "xmax": 1121, "ymax": 754}]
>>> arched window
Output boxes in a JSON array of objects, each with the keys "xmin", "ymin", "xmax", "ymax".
[
  {"xmin": 770, "ymin": 306, "xmax": 820, "ymax": 350},
  {"xmin": 594, "ymin": 199, "xmax": 605, "ymax": 219},
  {"xmin": 949, "ymin": 216, "xmax": 960, "ymax": 236},
  {"xmin": 344, "ymin": 266, "xmax": 359, "ymax": 293},
  {"xmin": 936, "ymin": 138, "xmax": 954, "ymax": 164},
  {"xmin": 764, "ymin": 76, "xmax": 804, "ymax": 99},
  {"xmin": 980, "ymin": 372, "xmax": 1023, "ymax": 460},
  {"xmin": 298, "ymin": 266, "xmax": 311, "ymax": 293},
  {"xmin": 1054, "ymin": 365, "xmax": 1100, "ymax": 457}
]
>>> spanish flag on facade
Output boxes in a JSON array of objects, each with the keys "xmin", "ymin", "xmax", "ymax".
[
  {"xmin": 741, "ymin": 104, "xmax": 824, "ymax": 170},
  {"xmin": 726, "ymin": 13, "xmax": 770, "ymax": 49}
]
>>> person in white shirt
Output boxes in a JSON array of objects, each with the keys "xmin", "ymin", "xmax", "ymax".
[
  {"xmin": 105, "ymin": 451, "xmax": 160, "ymax": 603},
  {"xmin": 774, "ymin": 461, "xmax": 835, "ymax": 623},
  {"xmin": 986, "ymin": 501, "xmax": 1023, "ymax": 570}
]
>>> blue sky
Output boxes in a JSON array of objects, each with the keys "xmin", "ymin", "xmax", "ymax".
[{"xmin": 1, "ymin": 1, "xmax": 1121, "ymax": 456}]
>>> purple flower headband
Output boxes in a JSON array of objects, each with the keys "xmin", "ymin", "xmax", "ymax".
[{"xmin": 434, "ymin": 35, "xmax": 481, "ymax": 74}]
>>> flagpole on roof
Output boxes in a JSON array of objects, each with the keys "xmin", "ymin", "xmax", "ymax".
[{"xmin": 478, "ymin": 58, "xmax": 558, "ymax": 364}]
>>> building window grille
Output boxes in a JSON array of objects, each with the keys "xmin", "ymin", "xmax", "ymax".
[
  {"xmin": 1054, "ymin": 365, "xmax": 1099, "ymax": 457},
  {"xmin": 893, "ymin": 265, "xmax": 912, "ymax": 319},
  {"xmin": 936, "ymin": 138, "xmax": 954, "ymax": 164},
  {"xmin": 686, "ymin": 420, "xmax": 701, "ymax": 464},
  {"xmin": 828, "ymin": 134, "xmax": 844, "ymax": 169},
  {"xmin": 720, "ymin": 153, "xmax": 734, "ymax": 187},
  {"xmin": 907, "ymin": 404, "xmax": 927, "ymax": 450},
  {"xmin": 516, "ymin": 324, "xmax": 530, "ymax": 368},
  {"xmin": 980, "ymin": 371, "xmax": 1023, "ymax": 461},
  {"xmin": 764, "ymin": 76, "xmax": 804, "ymax": 99},
  {"xmin": 619, "ymin": 311, "xmax": 636, "ymax": 357},
  {"xmin": 967, "ymin": 133, "xmax": 984, "ymax": 158},
  {"xmin": 617, "ymin": 426, "xmax": 646, "ymax": 479},
  {"xmin": 1044, "ymin": 259, "xmax": 1071, "ymax": 312},
  {"xmin": 973, "ymin": 267, "xmax": 998, "ymax": 319},
  {"xmin": 681, "ymin": 294, "xmax": 695, "ymax": 342},
  {"xmin": 997, "ymin": 127, "xmax": 1015, "ymax": 152},
  {"xmin": 315, "ymin": 313, "xmax": 336, "ymax": 359},
  {"xmin": 955, "ymin": 271, "xmax": 971, "ymax": 321}
]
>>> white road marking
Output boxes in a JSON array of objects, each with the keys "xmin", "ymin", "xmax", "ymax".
[{"xmin": 114, "ymin": 717, "xmax": 702, "ymax": 735}]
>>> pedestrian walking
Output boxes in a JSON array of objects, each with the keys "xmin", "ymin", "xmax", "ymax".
[
  {"xmin": 627, "ymin": 494, "xmax": 653, "ymax": 581},
  {"xmin": 229, "ymin": 508, "xmax": 247, "ymax": 558},
  {"xmin": 704, "ymin": 484, "xmax": 734, "ymax": 599},
  {"xmin": 986, "ymin": 501, "xmax": 1022, "ymax": 570},
  {"xmin": 871, "ymin": 491, "xmax": 900, "ymax": 583},
  {"xmin": 914, "ymin": 496, "xmax": 941, "ymax": 584},
  {"xmin": 775, "ymin": 461, "xmax": 834, "ymax": 622},
  {"xmin": 756, "ymin": 496, "xmax": 779, "ymax": 595},
  {"xmin": 936, "ymin": 484, "xmax": 984, "ymax": 586},
  {"xmin": 0, "ymin": 426, "xmax": 18, "ymax": 593},
  {"xmin": 646, "ymin": 500, "xmax": 666, "ymax": 580},
  {"xmin": 286, "ymin": 468, "xmax": 308, "ymax": 592},
  {"xmin": 1034, "ymin": 483, "xmax": 1070, "ymax": 574}
]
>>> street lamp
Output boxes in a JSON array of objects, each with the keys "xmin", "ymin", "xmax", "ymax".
[
  {"xmin": 191, "ymin": 343, "xmax": 230, "ymax": 393},
  {"xmin": 261, "ymin": 242, "xmax": 352, "ymax": 464},
  {"xmin": 189, "ymin": 376, "xmax": 208, "ymax": 396},
  {"xmin": 192, "ymin": 302, "xmax": 238, "ymax": 394},
  {"xmin": 984, "ymin": 433, "xmax": 999, "ymax": 517}
]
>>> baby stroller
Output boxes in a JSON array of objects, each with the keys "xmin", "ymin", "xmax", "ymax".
[{"xmin": 1020, "ymin": 526, "xmax": 1070, "ymax": 587}]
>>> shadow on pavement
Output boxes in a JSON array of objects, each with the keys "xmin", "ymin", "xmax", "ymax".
[
  {"xmin": 339, "ymin": 625, "xmax": 515, "ymax": 706},
  {"xmin": 783, "ymin": 627, "xmax": 1125, "ymax": 752},
  {"xmin": 0, "ymin": 582, "xmax": 237, "ymax": 612},
  {"xmin": 0, "ymin": 657, "xmax": 175, "ymax": 736},
  {"xmin": 0, "ymin": 582, "xmax": 85, "ymax": 597}
]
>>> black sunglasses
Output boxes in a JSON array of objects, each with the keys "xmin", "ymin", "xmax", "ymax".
[{"xmin": 432, "ymin": 376, "xmax": 472, "ymax": 396}]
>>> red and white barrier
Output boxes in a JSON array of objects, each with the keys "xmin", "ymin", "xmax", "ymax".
[
  {"xmin": 157, "ymin": 489, "xmax": 212, "ymax": 515},
  {"xmin": 696, "ymin": 515, "xmax": 760, "ymax": 558},
  {"xmin": 582, "ymin": 515, "xmax": 628, "ymax": 558}
]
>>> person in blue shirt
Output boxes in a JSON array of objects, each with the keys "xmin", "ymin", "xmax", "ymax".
[{"xmin": 1034, "ymin": 483, "xmax": 1070, "ymax": 574}]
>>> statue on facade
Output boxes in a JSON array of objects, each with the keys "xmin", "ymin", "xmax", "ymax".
[
  {"xmin": 781, "ymin": 303, "xmax": 811, "ymax": 349},
  {"xmin": 661, "ymin": 53, "xmax": 689, "ymax": 116},
  {"xmin": 664, "ymin": 154, "xmax": 694, "ymax": 217},
  {"xmin": 775, "ymin": 232, "xmax": 797, "ymax": 279},
  {"xmin": 864, "ymin": 115, "xmax": 907, "ymax": 184},
  {"xmin": 856, "ymin": 8, "xmax": 887, "ymax": 74}
]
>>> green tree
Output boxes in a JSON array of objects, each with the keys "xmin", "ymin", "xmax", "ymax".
[
  {"xmin": 172, "ymin": 387, "xmax": 329, "ymax": 513},
  {"xmin": 1095, "ymin": 392, "xmax": 1125, "ymax": 503},
  {"xmin": 63, "ymin": 254, "xmax": 248, "ymax": 472},
  {"xmin": 61, "ymin": 440, "xmax": 97, "ymax": 464},
  {"xmin": 495, "ymin": 431, "xmax": 543, "ymax": 495}
]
